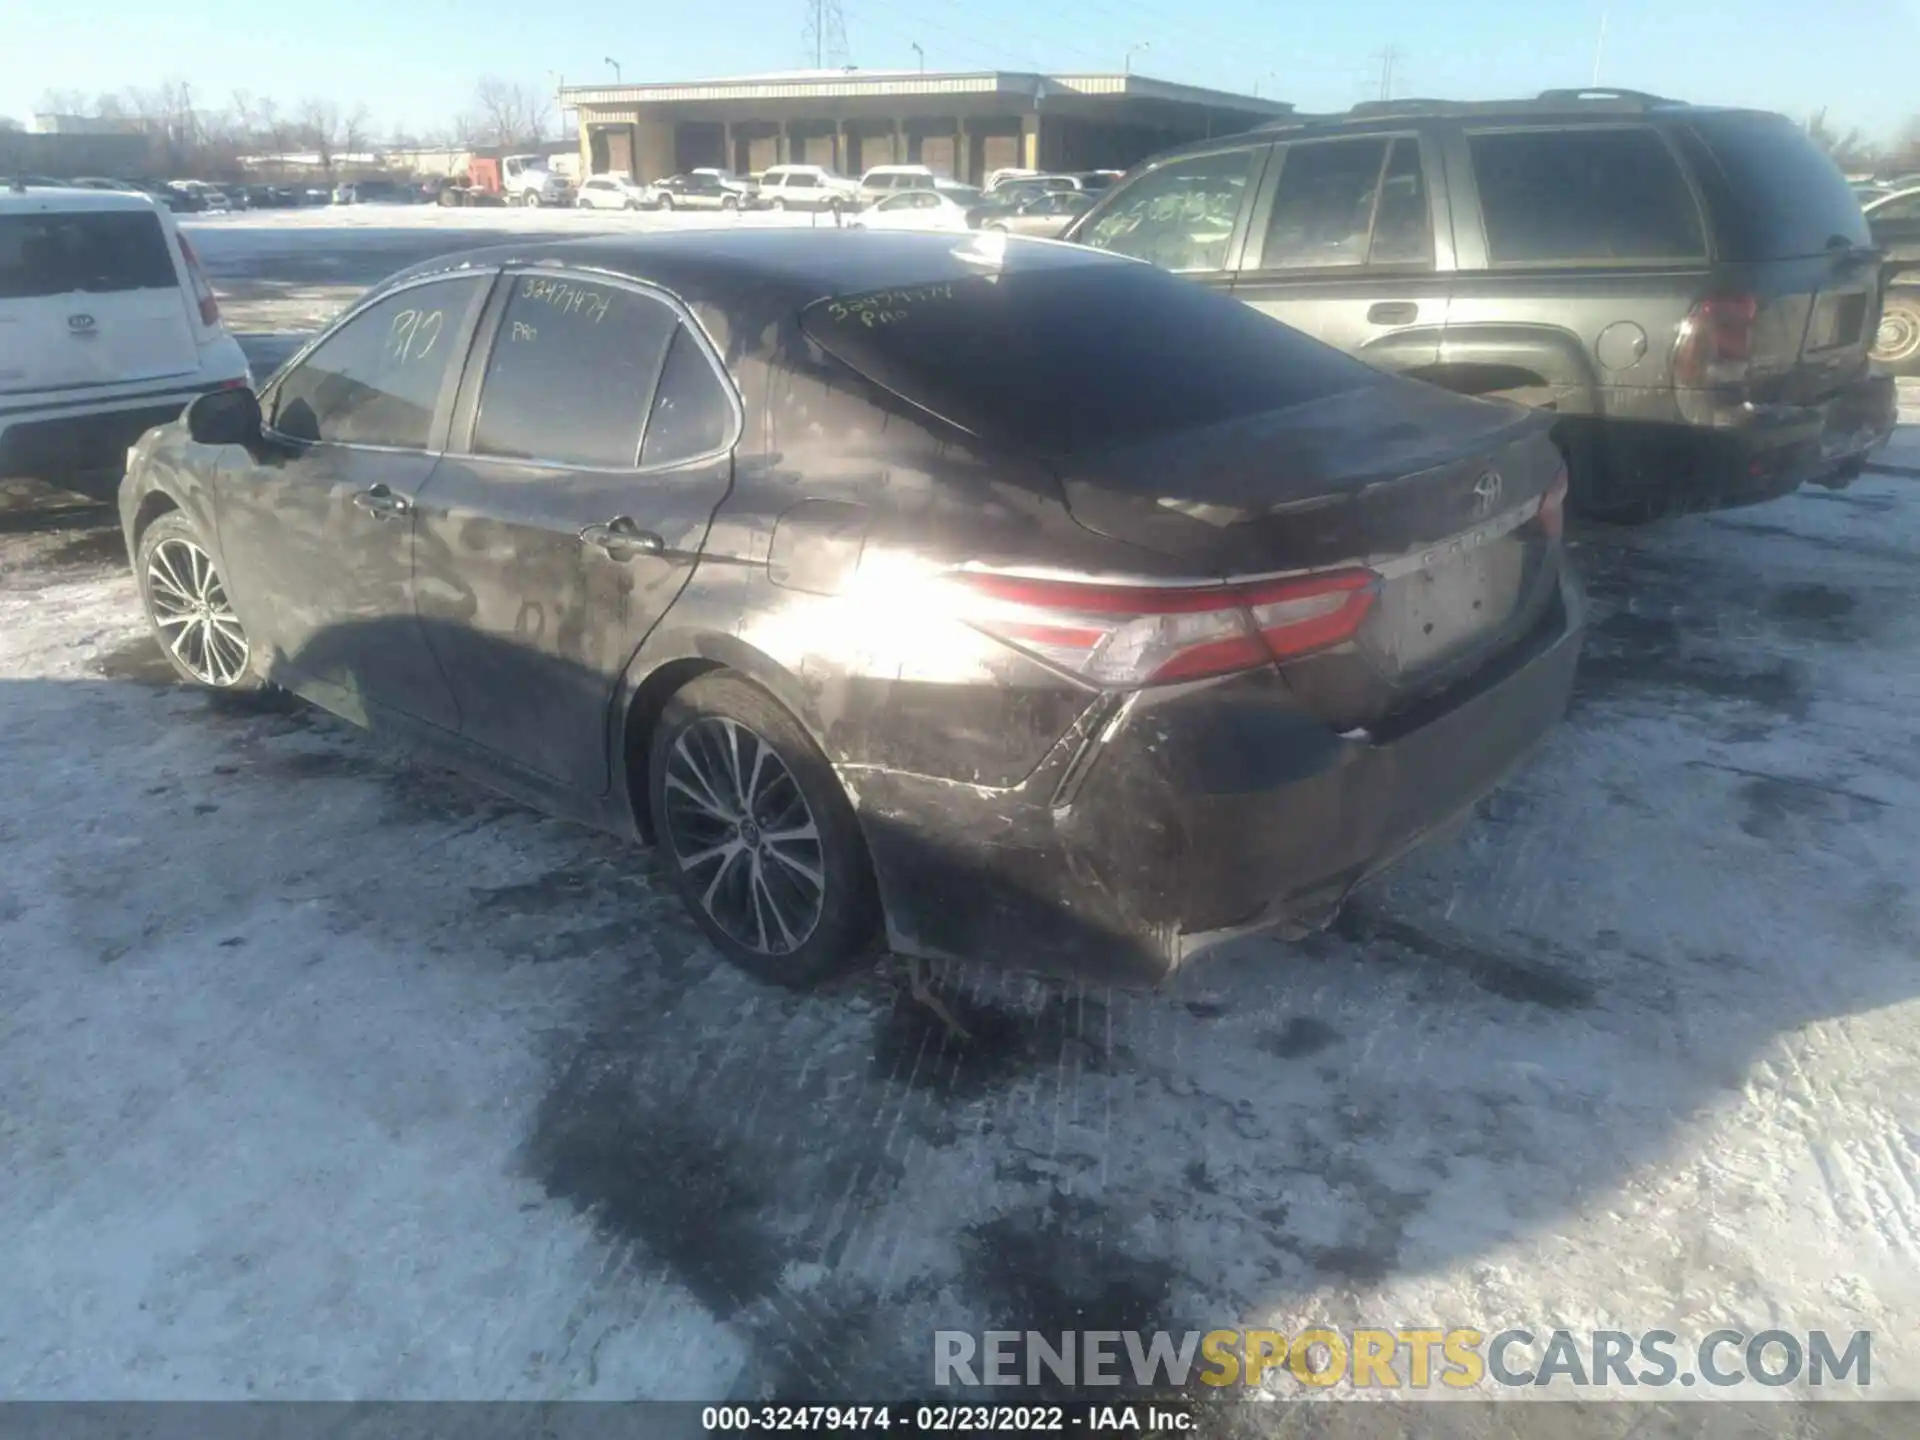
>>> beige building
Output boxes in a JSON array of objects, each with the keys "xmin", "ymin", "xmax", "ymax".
[{"xmin": 561, "ymin": 69, "xmax": 1290, "ymax": 185}]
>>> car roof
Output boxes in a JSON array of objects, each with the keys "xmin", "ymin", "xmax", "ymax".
[
  {"xmin": 1131, "ymin": 91, "xmax": 1781, "ymax": 169},
  {"xmin": 0, "ymin": 184, "xmax": 164, "ymax": 214},
  {"xmin": 376, "ymin": 228, "xmax": 1132, "ymax": 311}
]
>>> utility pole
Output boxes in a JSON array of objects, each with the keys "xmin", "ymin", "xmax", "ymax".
[{"xmin": 1373, "ymin": 46, "xmax": 1401, "ymax": 102}]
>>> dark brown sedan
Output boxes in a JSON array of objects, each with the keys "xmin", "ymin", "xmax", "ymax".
[{"xmin": 120, "ymin": 229, "xmax": 1583, "ymax": 987}]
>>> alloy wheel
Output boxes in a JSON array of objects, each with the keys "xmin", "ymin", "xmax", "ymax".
[
  {"xmin": 662, "ymin": 717, "xmax": 825, "ymax": 956},
  {"xmin": 145, "ymin": 536, "xmax": 250, "ymax": 687}
]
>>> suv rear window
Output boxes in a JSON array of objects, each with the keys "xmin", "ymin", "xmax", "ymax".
[
  {"xmin": 1468, "ymin": 127, "xmax": 1706, "ymax": 265},
  {"xmin": 0, "ymin": 210, "xmax": 177, "ymax": 299},
  {"xmin": 1676, "ymin": 111, "xmax": 1871, "ymax": 261},
  {"xmin": 800, "ymin": 262, "xmax": 1374, "ymax": 456}
]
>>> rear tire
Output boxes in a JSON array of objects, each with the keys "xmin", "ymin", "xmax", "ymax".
[
  {"xmin": 659, "ymin": 194, "xmax": 674, "ymax": 211},
  {"xmin": 773, "ymin": 197, "xmax": 787, "ymax": 211},
  {"xmin": 722, "ymin": 194, "xmax": 739, "ymax": 211},
  {"xmin": 1872, "ymin": 290, "xmax": 1920, "ymax": 373},
  {"xmin": 135, "ymin": 512, "xmax": 263, "ymax": 692},
  {"xmin": 648, "ymin": 674, "xmax": 879, "ymax": 988}
]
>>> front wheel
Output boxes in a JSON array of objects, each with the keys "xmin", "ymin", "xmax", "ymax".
[
  {"xmin": 658, "ymin": 194, "xmax": 674, "ymax": 211},
  {"xmin": 648, "ymin": 674, "xmax": 879, "ymax": 987},
  {"xmin": 1873, "ymin": 291, "xmax": 1920, "ymax": 373},
  {"xmin": 772, "ymin": 197, "xmax": 787, "ymax": 211},
  {"xmin": 524, "ymin": 191, "xmax": 542, "ymax": 208},
  {"xmin": 136, "ymin": 513, "xmax": 262, "ymax": 691},
  {"xmin": 722, "ymin": 193, "xmax": 739, "ymax": 211}
]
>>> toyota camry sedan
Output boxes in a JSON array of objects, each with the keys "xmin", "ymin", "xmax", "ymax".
[{"xmin": 119, "ymin": 229, "xmax": 1584, "ymax": 988}]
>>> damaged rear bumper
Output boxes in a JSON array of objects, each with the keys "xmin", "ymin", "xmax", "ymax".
[{"xmin": 849, "ymin": 571, "xmax": 1586, "ymax": 986}]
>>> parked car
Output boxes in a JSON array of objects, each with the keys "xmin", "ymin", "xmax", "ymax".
[
  {"xmin": 1861, "ymin": 187, "xmax": 1920, "ymax": 369},
  {"xmin": 575, "ymin": 173, "xmax": 657, "ymax": 210},
  {"xmin": 754, "ymin": 164, "xmax": 859, "ymax": 212},
  {"xmin": 973, "ymin": 189, "xmax": 1096, "ymax": 238},
  {"xmin": 857, "ymin": 164, "xmax": 938, "ymax": 205},
  {"xmin": 848, "ymin": 189, "xmax": 973, "ymax": 232},
  {"xmin": 116, "ymin": 228, "xmax": 1581, "ymax": 987},
  {"xmin": 0, "ymin": 186, "xmax": 249, "ymax": 498},
  {"xmin": 983, "ymin": 167, "xmax": 1041, "ymax": 191},
  {"xmin": 332, "ymin": 179, "xmax": 413, "ymax": 205},
  {"xmin": 650, "ymin": 172, "xmax": 746, "ymax": 211},
  {"xmin": 1072, "ymin": 169, "xmax": 1124, "ymax": 193},
  {"xmin": 1064, "ymin": 89, "xmax": 1897, "ymax": 522}
]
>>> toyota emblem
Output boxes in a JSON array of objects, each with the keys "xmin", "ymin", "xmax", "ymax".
[
  {"xmin": 1471, "ymin": 470, "xmax": 1503, "ymax": 516},
  {"xmin": 67, "ymin": 313, "xmax": 96, "ymax": 331}
]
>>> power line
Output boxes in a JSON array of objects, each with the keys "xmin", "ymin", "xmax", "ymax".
[
  {"xmin": 805, "ymin": 0, "xmax": 849, "ymax": 68},
  {"xmin": 1372, "ymin": 45, "xmax": 1402, "ymax": 101}
]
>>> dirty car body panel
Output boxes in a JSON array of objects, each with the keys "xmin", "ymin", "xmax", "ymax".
[{"xmin": 122, "ymin": 229, "xmax": 1583, "ymax": 984}]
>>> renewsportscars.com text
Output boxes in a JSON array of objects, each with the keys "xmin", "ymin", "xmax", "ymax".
[{"xmin": 933, "ymin": 1328, "xmax": 1873, "ymax": 1391}]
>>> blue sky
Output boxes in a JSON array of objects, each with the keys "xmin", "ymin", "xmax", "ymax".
[{"xmin": 5, "ymin": 0, "xmax": 1917, "ymax": 142}]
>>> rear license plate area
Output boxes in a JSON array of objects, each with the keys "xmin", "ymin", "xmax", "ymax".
[
  {"xmin": 1370, "ymin": 538, "xmax": 1526, "ymax": 673},
  {"xmin": 1808, "ymin": 291, "xmax": 1868, "ymax": 351}
]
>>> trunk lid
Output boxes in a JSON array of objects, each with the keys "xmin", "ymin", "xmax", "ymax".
[
  {"xmin": 1056, "ymin": 379, "xmax": 1566, "ymax": 719},
  {"xmin": 0, "ymin": 208, "xmax": 199, "ymax": 396}
]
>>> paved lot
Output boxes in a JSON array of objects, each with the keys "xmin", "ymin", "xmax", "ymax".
[{"xmin": 3, "ymin": 212, "xmax": 1919, "ymax": 1418}]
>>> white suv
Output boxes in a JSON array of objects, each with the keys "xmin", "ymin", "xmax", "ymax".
[
  {"xmin": 0, "ymin": 186, "xmax": 249, "ymax": 497},
  {"xmin": 754, "ymin": 165, "xmax": 860, "ymax": 212},
  {"xmin": 858, "ymin": 164, "xmax": 939, "ymax": 206}
]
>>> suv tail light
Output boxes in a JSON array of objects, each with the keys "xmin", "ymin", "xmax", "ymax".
[
  {"xmin": 177, "ymin": 232, "xmax": 221, "ymax": 327},
  {"xmin": 1674, "ymin": 293, "xmax": 1758, "ymax": 390},
  {"xmin": 955, "ymin": 569, "xmax": 1378, "ymax": 687}
]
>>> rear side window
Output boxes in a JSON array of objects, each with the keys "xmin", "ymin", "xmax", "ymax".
[
  {"xmin": 1469, "ymin": 127, "xmax": 1706, "ymax": 265},
  {"xmin": 473, "ymin": 275, "xmax": 678, "ymax": 468},
  {"xmin": 1257, "ymin": 137, "xmax": 1433, "ymax": 270},
  {"xmin": 640, "ymin": 327, "xmax": 735, "ymax": 466},
  {"xmin": 800, "ymin": 262, "xmax": 1376, "ymax": 456},
  {"xmin": 0, "ymin": 211, "xmax": 177, "ymax": 299},
  {"xmin": 1678, "ymin": 112, "xmax": 1871, "ymax": 260},
  {"xmin": 273, "ymin": 276, "xmax": 488, "ymax": 449},
  {"xmin": 1075, "ymin": 148, "xmax": 1260, "ymax": 274}
]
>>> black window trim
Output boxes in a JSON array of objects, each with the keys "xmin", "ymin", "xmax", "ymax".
[
  {"xmin": 1456, "ymin": 120, "xmax": 1714, "ymax": 271},
  {"xmin": 446, "ymin": 264, "xmax": 744, "ymax": 474},
  {"xmin": 259, "ymin": 268, "xmax": 500, "ymax": 457},
  {"xmin": 1063, "ymin": 139, "xmax": 1275, "ymax": 277},
  {"xmin": 1239, "ymin": 130, "xmax": 1439, "ymax": 277}
]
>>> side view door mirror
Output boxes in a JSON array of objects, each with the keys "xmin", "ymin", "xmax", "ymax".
[{"xmin": 185, "ymin": 386, "xmax": 263, "ymax": 447}]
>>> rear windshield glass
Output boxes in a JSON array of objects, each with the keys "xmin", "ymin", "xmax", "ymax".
[
  {"xmin": 1678, "ymin": 112, "xmax": 1870, "ymax": 260},
  {"xmin": 799, "ymin": 262, "xmax": 1374, "ymax": 456},
  {"xmin": 0, "ymin": 211, "xmax": 177, "ymax": 299}
]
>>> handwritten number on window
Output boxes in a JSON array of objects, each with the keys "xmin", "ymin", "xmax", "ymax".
[{"xmin": 386, "ymin": 308, "xmax": 445, "ymax": 364}]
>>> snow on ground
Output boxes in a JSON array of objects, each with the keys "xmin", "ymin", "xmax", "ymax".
[{"xmin": 2, "ymin": 219, "xmax": 1919, "ymax": 1424}]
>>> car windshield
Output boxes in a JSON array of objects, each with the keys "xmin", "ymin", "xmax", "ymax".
[{"xmin": 800, "ymin": 260, "xmax": 1374, "ymax": 455}]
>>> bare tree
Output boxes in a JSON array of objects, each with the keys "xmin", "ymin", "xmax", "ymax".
[
  {"xmin": 1807, "ymin": 108, "xmax": 1880, "ymax": 174},
  {"xmin": 340, "ymin": 103, "xmax": 371, "ymax": 161},
  {"xmin": 295, "ymin": 97, "xmax": 343, "ymax": 175},
  {"xmin": 0, "ymin": 116, "xmax": 20, "ymax": 133},
  {"xmin": 36, "ymin": 89, "xmax": 93, "ymax": 117},
  {"xmin": 466, "ymin": 77, "xmax": 554, "ymax": 148}
]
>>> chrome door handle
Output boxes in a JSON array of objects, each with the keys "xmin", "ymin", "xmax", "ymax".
[
  {"xmin": 579, "ymin": 516, "xmax": 665, "ymax": 559},
  {"xmin": 352, "ymin": 483, "xmax": 411, "ymax": 519}
]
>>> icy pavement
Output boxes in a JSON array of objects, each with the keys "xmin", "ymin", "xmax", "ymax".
[{"xmin": 1, "ymin": 216, "xmax": 1919, "ymax": 1420}]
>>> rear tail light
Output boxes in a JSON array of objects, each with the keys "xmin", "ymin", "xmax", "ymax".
[
  {"xmin": 1674, "ymin": 293, "xmax": 1758, "ymax": 390},
  {"xmin": 955, "ymin": 569, "xmax": 1377, "ymax": 687},
  {"xmin": 1539, "ymin": 462, "xmax": 1569, "ymax": 540},
  {"xmin": 177, "ymin": 232, "xmax": 221, "ymax": 327}
]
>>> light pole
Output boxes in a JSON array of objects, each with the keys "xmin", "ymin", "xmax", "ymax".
[
  {"xmin": 1591, "ymin": 10, "xmax": 1608, "ymax": 86},
  {"xmin": 1124, "ymin": 42, "xmax": 1149, "ymax": 76},
  {"xmin": 605, "ymin": 57, "xmax": 623, "ymax": 83},
  {"xmin": 912, "ymin": 42, "xmax": 924, "ymax": 73}
]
